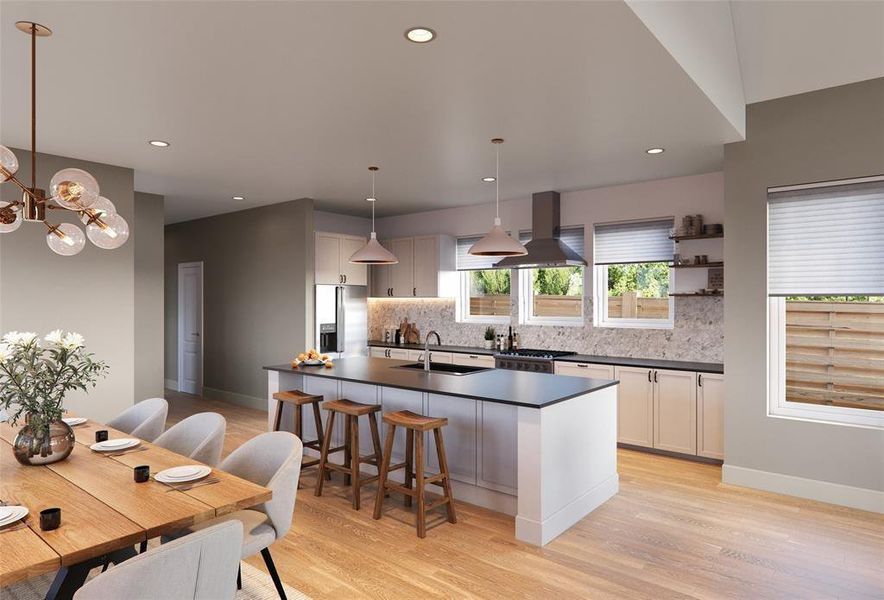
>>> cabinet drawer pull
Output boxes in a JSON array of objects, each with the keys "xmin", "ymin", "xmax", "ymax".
[
  {"xmin": 698, "ymin": 374, "xmax": 703, "ymax": 387},
  {"xmin": 468, "ymin": 355, "xmax": 479, "ymax": 359},
  {"xmin": 577, "ymin": 364, "xmax": 588, "ymax": 368},
  {"xmin": 343, "ymin": 274, "xmax": 347, "ymax": 283},
  {"xmin": 648, "ymin": 370, "xmax": 652, "ymax": 382},
  {"xmin": 413, "ymin": 287, "xmax": 417, "ymax": 296},
  {"xmin": 653, "ymin": 370, "xmax": 658, "ymax": 383}
]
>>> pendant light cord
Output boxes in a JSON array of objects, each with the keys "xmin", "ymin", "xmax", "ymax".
[
  {"xmin": 31, "ymin": 23, "xmax": 36, "ymax": 191},
  {"xmin": 495, "ymin": 142, "xmax": 500, "ymax": 219},
  {"xmin": 371, "ymin": 169, "xmax": 376, "ymax": 232}
]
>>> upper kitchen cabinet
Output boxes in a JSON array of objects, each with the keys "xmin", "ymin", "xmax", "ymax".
[
  {"xmin": 315, "ymin": 232, "xmax": 368, "ymax": 286},
  {"xmin": 370, "ymin": 235, "xmax": 457, "ymax": 298}
]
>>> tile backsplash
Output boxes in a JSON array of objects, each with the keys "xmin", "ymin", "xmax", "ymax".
[{"xmin": 368, "ymin": 296, "xmax": 723, "ymax": 363}]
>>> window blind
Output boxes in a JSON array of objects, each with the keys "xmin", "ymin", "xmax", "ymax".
[
  {"xmin": 768, "ymin": 180, "xmax": 884, "ymax": 296},
  {"xmin": 593, "ymin": 219, "xmax": 674, "ymax": 265},
  {"xmin": 517, "ymin": 225, "xmax": 586, "ymax": 260},
  {"xmin": 456, "ymin": 234, "xmax": 510, "ymax": 270}
]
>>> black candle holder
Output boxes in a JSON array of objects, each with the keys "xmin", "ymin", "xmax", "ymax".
[
  {"xmin": 134, "ymin": 465, "xmax": 150, "ymax": 483},
  {"xmin": 95, "ymin": 430, "xmax": 109, "ymax": 443},
  {"xmin": 40, "ymin": 507, "xmax": 61, "ymax": 531}
]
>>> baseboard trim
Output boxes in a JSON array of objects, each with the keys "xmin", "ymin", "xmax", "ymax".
[
  {"xmin": 516, "ymin": 473, "xmax": 619, "ymax": 546},
  {"xmin": 722, "ymin": 464, "xmax": 884, "ymax": 514},
  {"xmin": 164, "ymin": 379, "xmax": 178, "ymax": 391},
  {"xmin": 618, "ymin": 443, "xmax": 723, "ymax": 465},
  {"xmin": 202, "ymin": 387, "xmax": 268, "ymax": 411}
]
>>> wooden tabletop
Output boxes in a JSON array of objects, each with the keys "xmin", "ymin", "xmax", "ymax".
[{"xmin": 0, "ymin": 418, "xmax": 271, "ymax": 586}]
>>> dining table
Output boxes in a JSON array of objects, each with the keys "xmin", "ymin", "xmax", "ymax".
[{"xmin": 0, "ymin": 415, "xmax": 272, "ymax": 600}]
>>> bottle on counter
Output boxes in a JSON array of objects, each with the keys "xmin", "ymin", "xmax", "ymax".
[
  {"xmin": 513, "ymin": 332, "xmax": 519, "ymax": 350},
  {"xmin": 507, "ymin": 326, "xmax": 513, "ymax": 351},
  {"xmin": 394, "ymin": 328, "xmax": 401, "ymax": 345}
]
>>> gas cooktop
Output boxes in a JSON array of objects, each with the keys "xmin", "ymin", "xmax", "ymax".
[{"xmin": 495, "ymin": 349, "xmax": 576, "ymax": 359}]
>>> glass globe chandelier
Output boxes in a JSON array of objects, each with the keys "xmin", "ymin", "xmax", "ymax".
[
  {"xmin": 0, "ymin": 21, "xmax": 129, "ymax": 256},
  {"xmin": 349, "ymin": 166, "xmax": 399, "ymax": 265},
  {"xmin": 469, "ymin": 138, "xmax": 527, "ymax": 257}
]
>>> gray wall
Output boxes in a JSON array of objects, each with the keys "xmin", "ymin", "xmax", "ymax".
[
  {"xmin": 723, "ymin": 78, "xmax": 884, "ymax": 493},
  {"xmin": 164, "ymin": 199, "xmax": 314, "ymax": 405},
  {"xmin": 134, "ymin": 191, "xmax": 165, "ymax": 401},
  {"xmin": 0, "ymin": 150, "xmax": 157, "ymax": 422}
]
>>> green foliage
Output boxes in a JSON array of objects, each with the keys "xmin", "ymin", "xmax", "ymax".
[
  {"xmin": 0, "ymin": 331, "xmax": 108, "ymax": 432},
  {"xmin": 786, "ymin": 296, "xmax": 883, "ymax": 303},
  {"xmin": 532, "ymin": 267, "xmax": 584, "ymax": 296},
  {"xmin": 471, "ymin": 270, "xmax": 511, "ymax": 296},
  {"xmin": 484, "ymin": 326, "xmax": 496, "ymax": 341},
  {"xmin": 607, "ymin": 262, "xmax": 669, "ymax": 298}
]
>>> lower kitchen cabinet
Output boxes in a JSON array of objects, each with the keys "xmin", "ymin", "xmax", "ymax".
[
  {"xmin": 697, "ymin": 372, "xmax": 724, "ymax": 459},
  {"xmin": 369, "ymin": 347, "xmax": 409, "ymax": 360},
  {"xmin": 477, "ymin": 402, "xmax": 518, "ymax": 494},
  {"xmin": 451, "ymin": 353, "xmax": 495, "ymax": 368},
  {"xmin": 614, "ymin": 366, "xmax": 655, "ymax": 447},
  {"xmin": 406, "ymin": 350, "xmax": 453, "ymax": 363},
  {"xmin": 653, "ymin": 369, "xmax": 697, "ymax": 455},
  {"xmin": 425, "ymin": 393, "xmax": 478, "ymax": 485},
  {"xmin": 554, "ymin": 361, "xmax": 615, "ymax": 379},
  {"xmin": 379, "ymin": 387, "xmax": 424, "ymax": 464}
]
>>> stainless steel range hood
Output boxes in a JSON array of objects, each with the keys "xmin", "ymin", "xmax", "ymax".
[{"xmin": 494, "ymin": 191, "xmax": 587, "ymax": 269}]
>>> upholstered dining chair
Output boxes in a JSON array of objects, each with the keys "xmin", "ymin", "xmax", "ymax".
[
  {"xmin": 154, "ymin": 412, "xmax": 226, "ymax": 467},
  {"xmin": 169, "ymin": 431, "xmax": 302, "ymax": 600},
  {"xmin": 107, "ymin": 397, "xmax": 168, "ymax": 442},
  {"xmin": 74, "ymin": 521, "xmax": 243, "ymax": 600}
]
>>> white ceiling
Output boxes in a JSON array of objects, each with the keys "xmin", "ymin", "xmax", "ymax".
[
  {"xmin": 0, "ymin": 1, "xmax": 881, "ymax": 224},
  {"xmin": 731, "ymin": 0, "xmax": 884, "ymax": 103}
]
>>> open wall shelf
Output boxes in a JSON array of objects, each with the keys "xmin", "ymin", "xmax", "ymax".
[
  {"xmin": 669, "ymin": 262, "xmax": 724, "ymax": 269},
  {"xmin": 669, "ymin": 292, "xmax": 723, "ymax": 297},
  {"xmin": 669, "ymin": 233, "xmax": 724, "ymax": 241}
]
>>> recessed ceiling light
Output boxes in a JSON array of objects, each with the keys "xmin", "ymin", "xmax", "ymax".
[
  {"xmin": 405, "ymin": 27, "xmax": 436, "ymax": 43},
  {"xmin": 646, "ymin": 147, "xmax": 665, "ymax": 155},
  {"xmin": 232, "ymin": 196, "xmax": 245, "ymax": 201},
  {"xmin": 148, "ymin": 140, "xmax": 170, "ymax": 147},
  {"xmin": 482, "ymin": 176, "xmax": 496, "ymax": 183}
]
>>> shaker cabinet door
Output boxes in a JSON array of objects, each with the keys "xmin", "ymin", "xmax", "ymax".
[
  {"xmin": 425, "ymin": 394, "xmax": 478, "ymax": 485},
  {"xmin": 389, "ymin": 238, "xmax": 414, "ymax": 297},
  {"xmin": 315, "ymin": 233, "xmax": 342, "ymax": 285},
  {"xmin": 697, "ymin": 373, "xmax": 724, "ymax": 459},
  {"xmin": 339, "ymin": 235, "xmax": 368, "ymax": 286},
  {"xmin": 653, "ymin": 369, "xmax": 697, "ymax": 455},
  {"xmin": 614, "ymin": 366, "xmax": 654, "ymax": 448}
]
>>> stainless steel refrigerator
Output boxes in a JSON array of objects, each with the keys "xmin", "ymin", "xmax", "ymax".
[{"xmin": 315, "ymin": 285, "xmax": 368, "ymax": 359}]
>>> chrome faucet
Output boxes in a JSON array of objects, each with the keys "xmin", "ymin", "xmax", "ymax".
[{"xmin": 424, "ymin": 330, "xmax": 441, "ymax": 371}]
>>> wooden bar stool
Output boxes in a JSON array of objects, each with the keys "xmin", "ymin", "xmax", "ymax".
[
  {"xmin": 315, "ymin": 399, "xmax": 384, "ymax": 510},
  {"xmin": 271, "ymin": 389, "xmax": 325, "ymax": 475},
  {"xmin": 373, "ymin": 410, "xmax": 457, "ymax": 538}
]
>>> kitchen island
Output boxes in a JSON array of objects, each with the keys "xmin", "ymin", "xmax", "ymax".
[{"xmin": 264, "ymin": 357, "xmax": 619, "ymax": 546}]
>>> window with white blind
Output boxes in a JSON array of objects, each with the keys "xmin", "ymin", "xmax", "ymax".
[
  {"xmin": 517, "ymin": 227, "xmax": 586, "ymax": 325},
  {"xmin": 767, "ymin": 176, "xmax": 884, "ymax": 428},
  {"xmin": 593, "ymin": 218, "xmax": 675, "ymax": 329},
  {"xmin": 455, "ymin": 235, "xmax": 511, "ymax": 323}
]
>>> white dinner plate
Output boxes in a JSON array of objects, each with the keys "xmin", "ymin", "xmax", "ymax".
[
  {"xmin": 62, "ymin": 417, "xmax": 88, "ymax": 426},
  {"xmin": 301, "ymin": 359, "xmax": 324, "ymax": 366},
  {"xmin": 90, "ymin": 438, "xmax": 140, "ymax": 452},
  {"xmin": 0, "ymin": 506, "xmax": 29, "ymax": 528},
  {"xmin": 155, "ymin": 465, "xmax": 211, "ymax": 484}
]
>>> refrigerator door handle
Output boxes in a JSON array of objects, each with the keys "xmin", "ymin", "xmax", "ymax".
[{"xmin": 336, "ymin": 286, "xmax": 345, "ymax": 353}]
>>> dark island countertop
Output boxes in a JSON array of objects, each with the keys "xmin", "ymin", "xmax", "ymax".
[
  {"xmin": 264, "ymin": 357, "xmax": 618, "ymax": 409},
  {"xmin": 367, "ymin": 341, "xmax": 723, "ymax": 374}
]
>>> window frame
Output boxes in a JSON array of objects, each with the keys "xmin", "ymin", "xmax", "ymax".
[
  {"xmin": 518, "ymin": 267, "xmax": 585, "ymax": 327},
  {"xmin": 456, "ymin": 270, "xmax": 512, "ymax": 325},
  {"xmin": 592, "ymin": 263, "xmax": 675, "ymax": 329},
  {"xmin": 767, "ymin": 297, "xmax": 884, "ymax": 429}
]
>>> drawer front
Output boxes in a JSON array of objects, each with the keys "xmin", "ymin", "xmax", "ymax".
[
  {"xmin": 451, "ymin": 353, "xmax": 495, "ymax": 368},
  {"xmin": 406, "ymin": 350, "xmax": 454, "ymax": 363},
  {"xmin": 554, "ymin": 362, "xmax": 615, "ymax": 379}
]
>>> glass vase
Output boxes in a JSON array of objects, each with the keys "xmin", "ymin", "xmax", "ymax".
[{"xmin": 12, "ymin": 417, "xmax": 75, "ymax": 466}]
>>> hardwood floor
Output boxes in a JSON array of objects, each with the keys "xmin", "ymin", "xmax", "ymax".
[{"xmin": 166, "ymin": 390, "xmax": 884, "ymax": 599}]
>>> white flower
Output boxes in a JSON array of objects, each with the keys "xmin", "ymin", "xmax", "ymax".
[
  {"xmin": 62, "ymin": 332, "xmax": 85, "ymax": 350},
  {"xmin": 0, "ymin": 343, "xmax": 10, "ymax": 362},
  {"xmin": 44, "ymin": 329, "xmax": 64, "ymax": 345},
  {"xmin": 2, "ymin": 331, "xmax": 37, "ymax": 346}
]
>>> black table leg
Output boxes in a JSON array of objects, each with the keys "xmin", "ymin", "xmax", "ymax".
[{"xmin": 44, "ymin": 547, "xmax": 139, "ymax": 600}]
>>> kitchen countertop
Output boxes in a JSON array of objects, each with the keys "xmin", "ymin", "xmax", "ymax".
[
  {"xmin": 368, "ymin": 341, "xmax": 723, "ymax": 374},
  {"xmin": 264, "ymin": 357, "xmax": 618, "ymax": 409}
]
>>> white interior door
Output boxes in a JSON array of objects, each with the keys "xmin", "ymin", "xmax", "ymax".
[{"xmin": 178, "ymin": 262, "xmax": 204, "ymax": 395}]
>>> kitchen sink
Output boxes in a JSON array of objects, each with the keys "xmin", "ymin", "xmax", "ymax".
[{"xmin": 395, "ymin": 362, "xmax": 491, "ymax": 376}]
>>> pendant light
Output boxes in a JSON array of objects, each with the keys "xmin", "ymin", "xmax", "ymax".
[
  {"xmin": 469, "ymin": 138, "xmax": 527, "ymax": 257},
  {"xmin": 349, "ymin": 166, "xmax": 399, "ymax": 264},
  {"xmin": 0, "ymin": 21, "xmax": 129, "ymax": 255}
]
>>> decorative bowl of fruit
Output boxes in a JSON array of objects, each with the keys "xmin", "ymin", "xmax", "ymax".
[{"xmin": 291, "ymin": 349, "xmax": 333, "ymax": 368}]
